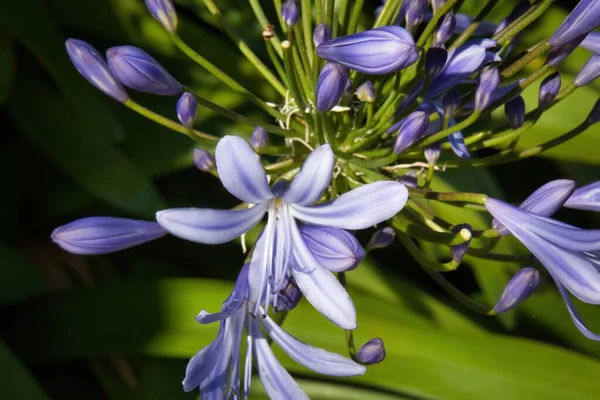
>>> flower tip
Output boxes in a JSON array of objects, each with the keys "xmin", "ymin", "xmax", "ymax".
[
  {"xmin": 356, "ymin": 337, "xmax": 386, "ymax": 365},
  {"xmin": 459, "ymin": 228, "xmax": 472, "ymax": 241},
  {"xmin": 145, "ymin": 0, "xmax": 178, "ymax": 33},
  {"xmin": 494, "ymin": 268, "xmax": 540, "ymax": 313}
]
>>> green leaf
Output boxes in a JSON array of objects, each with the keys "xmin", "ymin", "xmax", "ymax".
[
  {"xmin": 0, "ymin": 27, "xmax": 15, "ymax": 103},
  {"xmin": 7, "ymin": 278, "xmax": 600, "ymax": 399},
  {"xmin": 0, "ymin": 244, "xmax": 46, "ymax": 304},
  {"xmin": 0, "ymin": 339, "xmax": 51, "ymax": 399},
  {"xmin": 6, "ymin": 70, "xmax": 165, "ymax": 217}
]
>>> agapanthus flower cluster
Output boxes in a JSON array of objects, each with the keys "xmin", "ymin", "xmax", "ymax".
[{"xmin": 56, "ymin": 0, "xmax": 600, "ymax": 397}]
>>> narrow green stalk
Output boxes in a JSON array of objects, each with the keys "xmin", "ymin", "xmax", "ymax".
[
  {"xmin": 405, "ymin": 200, "xmax": 453, "ymax": 231},
  {"xmin": 418, "ymin": 112, "xmax": 480, "ymax": 147},
  {"xmin": 293, "ymin": 24, "xmax": 314, "ymax": 82},
  {"xmin": 407, "ymin": 187, "xmax": 488, "ymax": 205},
  {"xmin": 337, "ymin": 271, "xmax": 358, "ymax": 360},
  {"xmin": 337, "ymin": 0, "xmax": 350, "ymax": 34},
  {"xmin": 449, "ymin": 0, "xmax": 499, "ymax": 51},
  {"xmin": 201, "ymin": 0, "xmax": 287, "ymax": 96},
  {"xmin": 390, "ymin": 215, "xmax": 471, "ymax": 246},
  {"xmin": 346, "ymin": 0, "xmax": 365, "ymax": 35},
  {"xmin": 396, "ymin": 232, "xmax": 461, "ymax": 272},
  {"xmin": 266, "ymin": 40, "xmax": 288, "ymax": 84},
  {"xmin": 416, "ymin": 0, "xmax": 460, "ymax": 47},
  {"xmin": 500, "ymin": 41, "xmax": 551, "ymax": 79},
  {"xmin": 325, "ymin": 0, "xmax": 335, "ymax": 32},
  {"xmin": 301, "ymin": 0, "xmax": 314, "ymax": 65},
  {"xmin": 282, "ymin": 41, "xmax": 309, "ymax": 118},
  {"xmin": 374, "ymin": 0, "xmax": 404, "ymax": 28},
  {"xmin": 494, "ymin": 0, "xmax": 554, "ymax": 44},
  {"xmin": 248, "ymin": 0, "xmax": 283, "ymax": 57},
  {"xmin": 315, "ymin": 0, "xmax": 324, "ymax": 24}
]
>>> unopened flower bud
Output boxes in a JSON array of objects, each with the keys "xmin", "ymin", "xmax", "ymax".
[
  {"xmin": 538, "ymin": 72, "xmax": 561, "ymax": 110},
  {"xmin": 300, "ymin": 225, "xmax": 365, "ymax": 272},
  {"xmin": 547, "ymin": 37, "xmax": 584, "ymax": 67},
  {"xmin": 177, "ymin": 92, "xmax": 197, "ymax": 128},
  {"xmin": 51, "ymin": 217, "xmax": 167, "ymax": 255},
  {"xmin": 431, "ymin": 0, "xmax": 446, "ymax": 14},
  {"xmin": 65, "ymin": 39, "xmax": 129, "ymax": 103},
  {"xmin": 316, "ymin": 63, "xmax": 349, "ymax": 112},
  {"xmin": 442, "ymin": 88, "xmax": 461, "ymax": 116},
  {"xmin": 107, "ymin": 46, "xmax": 182, "ymax": 95},
  {"xmin": 504, "ymin": 95, "xmax": 525, "ymax": 130},
  {"xmin": 587, "ymin": 97, "xmax": 600, "ymax": 125},
  {"xmin": 366, "ymin": 227, "xmax": 395, "ymax": 251},
  {"xmin": 564, "ymin": 180, "xmax": 600, "ymax": 212},
  {"xmin": 405, "ymin": 0, "xmax": 427, "ymax": 30},
  {"xmin": 435, "ymin": 13, "xmax": 456, "ymax": 44},
  {"xmin": 356, "ymin": 338, "xmax": 386, "ymax": 365},
  {"xmin": 400, "ymin": 170, "xmax": 418, "ymax": 188},
  {"xmin": 145, "ymin": 0, "xmax": 178, "ymax": 33},
  {"xmin": 193, "ymin": 148, "xmax": 215, "ymax": 172},
  {"xmin": 548, "ymin": 0, "xmax": 600, "ymax": 47},
  {"xmin": 250, "ymin": 126, "xmax": 268, "ymax": 152},
  {"xmin": 316, "ymin": 26, "xmax": 419, "ymax": 75},
  {"xmin": 394, "ymin": 111, "xmax": 429, "ymax": 155},
  {"xmin": 451, "ymin": 224, "xmax": 472, "ymax": 263},
  {"xmin": 581, "ymin": 31, "xmax": 600, "ymax": 54},
  {"xmin": 276, "ymin": 279, "xmax": 303, "ymax": 312},
  {"xmin": 342, "ymin": 77, "xmax": 353, "ymax": 104},
  {"xmin": 425, "ymin": 142, "xmax": 441, "ymax": 166},
  {"xmin": 493, "ymin": 268, "xmax": 540, "ymax": 313},
  {"xmin": 575, "ymin": 55, "xmax": 600, "ymax": 87},
  {"xmin": 425, "ymin": 46, "xmax": 448, "ymax": 80},
  {"xmin": 475, "ymin": 68, "xmax": 500, "ymax": 112},
  {"xmin": 355, "ymin": 80, "xmax": 376, "ymax": 103},
  {"xmin": 313, "ymin": 23, "xmax": 332, "ymax": 47},
  {"xmin": 281, "ymin": 0, "xmax": 299, "ymax": 29}
]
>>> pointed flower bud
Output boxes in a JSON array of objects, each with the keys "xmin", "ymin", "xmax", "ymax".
[
  {"xmin": 442, "ymin": 88, "xmax": 461, "ymax": 116},
  {"xmin": 547, "ymin": 36, "xmax": 585, "ymax": 67},
  {"xmin": 394, "ymin": 111, "xmax": 429, "ymax": 154},
  {"xmin": 474, "ymin": 68, "xmax": 500, "ymax": 112},
  {"xmin": 504, "ymin": 95, "xmax": 525, "ymax": 130},
  {"xmin": 366, "ymin": 227, "xmax": 395, "ymax": 251},
  {"xmin": 548, "ymin": 0, "xmax": 600, "ymax": 47},
  {"xmin": 405, "ymin": 0, "xmax": 427, "ymax": 30},
  {"xmin": 275, "ymin": 279, "xmax": 303, "ymax": 312},
  {"xmin": 538, "ymin": 72, "xmax": 561, "ymax": 110},
  {"xmin": 250, "ymin": 126, "xmax": 268, "ymax": 152},
  {"xmin": 176, "ymin": 92, "xmax": 197, "ymax": 128},
  {"xmin": 425, "ymin": 46, "xmax": 448, "ymax": 80},
  {"xmin": 493, "ymin": 268, "xmax": 540, "ymax": 313},
  {"xmin": 431, "ymin": 0, "xmax": 446, "ymax": 14},
  {"xmin": 316, "ymin": 26, "xmax": 419, "ymax": 75},
  {"xmin": 451, "ymin": 224, "xmax": 472, "ymax": 263},
  {"xmin": 575, "ymin": 55, "xmax": 600, "ymax": 87},
  {"xmin": 107, "ymin": 46, "xmax": 182, "ymax": 95},
  {"xmin": 193, "ymin": 148, "xmax": 215, "ymax": 172},
  {"xmin": 281, "ymin": 0, "xmax": 299, "ymax": 29},
  {"xmin": 587, "ymin": 97, "xmax": 600, "ymax": 125},
  {"xmin": 65, "ymin": 39, "xmax": 129, "ymax": 103},
  {"xmin": 355, "ymin": 80, "xmax": 376, "ymax": 103},
  {"xmin": 356, "ymin": 338, "xmax": 386, "ymax": 365},
  {"xmin": 51, "ymin": 217, "xmax": 167, "ymax": 255},
  {"xmin": 316, "ymin": 63, "xmax": 349, "ymax": 112},
  {"xmin": 564, "ymin": 181, "xmax": 600, "ymax": 212},
  {"xmin": 435, "ymin": 13, "xmax": 456, "ymax": 45},
  {"xmin": 425, "ymin": 142, "xmax": 441, "ymax": 166},
  {"xmin": 313, "ymin": 23, "xmax": 332, "ymax": 47},
  {"xmin": 400, "ymin": 170, "xmax": 418, "ymax": 188},
  {"xmin": 145, "ymin": 0, "xmax": 177, "ymax": 33},
  {"xmin": 300, "ymin": 225, "xmax": 365, "ymax": 272}
]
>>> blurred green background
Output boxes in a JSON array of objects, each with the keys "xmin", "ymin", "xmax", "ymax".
[{"xmin": 1, "ymin": 0, "xmax": 600, "ymax": 399}]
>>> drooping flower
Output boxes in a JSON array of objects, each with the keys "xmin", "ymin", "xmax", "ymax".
[
  {"xmin": 366, "ymin": 227, "xmax": 396, "ymax": 251},
  {"xmin": 156, "ymin": 136, "xmax": 408, "ymax": 328},
  {"xmin": 574, "ymin": 54, "xmax": 600, "ymax": 87},
  {"xmin": 485, "ymin": 197, "xmax": 600, "ymax": 340},
  {"xmin": 538, "ymin": 72, "xmax": 561, "ymax": 110},
  {"xmin": 183, "ymin": 265, "xmax": 366, "ymax": 399},
  {"xmin": 493, "ymin": 268, "xmax": 540, "ymax": 313},
  {"xmin": 565, "ymin": 180, "xmax": 600, "ymax": 212}
]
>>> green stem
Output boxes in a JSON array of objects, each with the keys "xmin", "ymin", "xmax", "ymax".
[
  {"xmin": 248, "ymin": 0, "xmax": 283, "ymax": 57},
  {"xmin": 390, "ymin": 214, "xmax": 471, "ymax": 246},
  {"xmin": 418, "ymin": 112, "xmax": 480, "ymax": 147},
  {"xmin": 407, "ymin": 187, "xmax": 488, "ymax": 204},
  {"xmin": 449, "ymin": 0, "xmax": 499, "ymax": 51},
  {"xmin": 500, "ymin": 41, "xmax": 551, "ymax": 79},
  {"xmin": 374, "ymin": 0, "xmax": 404, "ymax": 28},
  {"xmin": 346, "ymin": 0, "xmax": 365, "ymax": 35},
  {"xmin": 493, "ymin": 0, "xmax": 554, "ymax": 45},
  {"xmin": 396, "ymin": 233, "xmax": 461, "ymax": 272},
  {"xmin": 301, "ymin": 0, "xmax": 314, "ymax": 65}
]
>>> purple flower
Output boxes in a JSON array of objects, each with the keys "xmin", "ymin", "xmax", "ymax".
[
  {"xmin": 176, "ymin": 92, "xmax": 197, "ymax": 128},
  {"xmin": 145, "ymin": 0, "xmax": 177, "ymax": 33},
  {"xmin": 366, "ymin": 227, "xmax": 396, "ymax": 251},
  {"xmin": 493, "ymin": 268, "xmax": 540, "ymax": 313},
  {"xmin": 51, "ymin": 217, "xmax": 167, "ymax": 255},
  {"xmin": 435, "ymin": 13, "xmax": 456, "ymax": 45},
  {"xmin": 575, "ymin": 54, "xmax": 600, "ymax": 87},
  {"xmin": 393, "ymin": 111, "xmax": 429, "ymax": 154},
  {"xmin": 316, "ymin": 26, "xmax": 419, "ymax": 75},
  {"xmin": 475, "ymin": 68, "xmax": 500, "ymax": 112},
  {"xmin": 400, "ymin": 171, "xmax": 418, "ymax": 188},
  {"xmin": 549, "ymin": 0, "xmax": 600, "ymax": 47},
  {"xmin": 538, "ymin": 72, "xmax": 561, "ymax": 110},
  {"xmin": 356, "ymin": 337, "xmax": 386, "ymax": 365},
  {"xmin": 355, "ymin": 80, "xmax": 376, "ymax": 103},
  {"xmin": 156, "ymin": 136, "xmax": 408, "ymax": 328},
  {"xmin": 250, "ymin": 126, "xmax": 268, "ymax": 152},
  {"xmin": 300, "ymin": 225, "xmax": 365, "ymax": 272},
  {"xmin": 281, "ymin": 0, "xmax": 299, "ymax": 29},
  {"xmin": 485, "ymin": 197, "xmax": 600, "ymax": 340},
  {"xmin": 192, "ymin": 148, "xmax": 215, "ymax": 172},
  {"xmin": 581, "ymin": 31, "xmax": 600, "ymax": 55},
  {"xmin": 107, "ymin": 46, "xmax": 182, "ymax": 95},
  {"xmin": 565, "ymin": 181, "xmax": 600, "ymax": 212},
  {"xmin": 505, "ymin": 95, "xmax": 526, "ymax": 130},
  {"xmin": 275, "ymin": 278, "xmax": 303, "ymax": 312},
  {"xmin": 316, "ymin": 63, "xmax": 349, "ymax": 112},
  {"xmin": 184, "ymin": 265, "xmax": 366, "ymax": 398},
  {"xmin": 65, "ymin": 39, "xmax": 129, "ymax": 103},
  {"xmin": 451, "ymin": 224, "xmax": 473, "ymax": 263},
  {"xmin": 424, "ymin": 46, "xmax": 448, "ymax": 80},
  {"xmin": 442, "ymin": 88, "xmax": 461, "ymax": 116},
  {"xmin": 425, "ymin": 142, "xmax": 441, "ymax": 166},
  {"xmin": 405, "ymin": 0, "xmax": 427, "ymax": 30},
  {"xmin": 313, "ymin": 23, "xmax": 332, "ymax": 47},
  {"xmin": 547, "ymin": 36, "xmax": 586, "ymax": 67}
]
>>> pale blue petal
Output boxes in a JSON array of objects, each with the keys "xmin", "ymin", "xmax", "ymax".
[
  {"xmin": 182, "ymin": 323, "xmax": 225, "ymax": 392},
  {"xmin": 581, "ymin": 32, "xmax": 600, "ymax": 55},
  {"xmin": 565, "ymin": 180, "xmax": 600, "ymax": 212},
  {"xmin": 290, "ymin": 181, "xmax": 408, "ymax": 229},
  {"xmin": 448, "ymin": 129, "xmax": 470, "ymax": 159},
  {"xmin": 427, "ymin": 44, "xmax": 486, "ymax": 99},
  {"xmin": 300, "ymin": 225, "xmax": 365, "ymax": 272},
  {"xmin": 250, "ymin": 320, "xmax": 309, "ymax": 400},
  {"xmin": 283, "ymin": 144, "xmax": 335, "ymax": 205},
  {"xmin": 156, "ymin": 203, "xmax": 268, "ymax": 244},
  {"xmin": 520, "ymin": 179, "xmax": 576, "ymax": 216},
  {"xmin": 261, "ymin": 315, "xmax": 366, "ymax": 376},
  {"xmin": 196, "ymin": 265, "xmax": 249, "ymax": 324},
  {"xmin": 215, "ymin": 135, "xmax": 274, "ymax": 204}
]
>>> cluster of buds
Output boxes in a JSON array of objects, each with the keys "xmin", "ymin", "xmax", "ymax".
[{"xmin": 57, "ymin": 0, "xmax": 600, "ymax": 398}]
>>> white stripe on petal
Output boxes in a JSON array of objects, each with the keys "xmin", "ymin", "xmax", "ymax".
[
  {"xmin": 215, "ymin": 135, "xmax": 274, "ymax": 204},
  {"xmin": 283, "ymin": 144, "xmax": 334, "ymax": 205},
  {"xmin": 261, "ymin": 314, "xmax": 366, "ymax": 376},
  {"xmin": 156, "ymin": 203, "xmax": 267, "ymax": 244},
  {"xmin": 291, "ymin": 181, "xmax": 408, "ymax": 230}
]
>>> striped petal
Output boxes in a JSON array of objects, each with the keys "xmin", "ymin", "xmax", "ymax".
[{"xmin": 283, "ymin": 144, "xmax": 335, "ymax": 205}]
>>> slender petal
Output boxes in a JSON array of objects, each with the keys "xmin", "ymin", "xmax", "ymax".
[
  {"xmin": 182, "ymin": 324, "xmax": 225, "ymax": 392},
  {"xmin": 215, "ymin": 136, "xmax": 274, "ymax": 204},
  {"xmin": 493, "ymin": 268, "xmax": 540, "ymax": 313},
  {"xmin": 291, "ymin": 181, "xmax": 408, "ymax": 230},
  {"xmin": 549, "ymin": 0, "xmax": 600, "ymax": 47},
  {"xmin": 581, "ymin": 31, "xmax": 600, "ymax": 55},
  {"xmin": 261, "ymin": 315, "xmax": 366, "ymax": 376},
  {"xmin": 283, "ymin": 144, "xmax": 334, "ymax": 205},
  {"xmin": 575, "ymin": 54, "xmax": 600, "ymax": 87},
  {"xmin": 195, "ymin": 265, "xmax": 249, "ymax": 324},
  {"xmin": 250, "ymin": 321, "xmax": 309, "ymax": 400},
  {"xmin": 448, "ymin": 129, "xmax": 470, "ymax": 159},
  {"xmin": 519, "ymin": 179, "xmax": 576, "ymax": 216},
  {"xmin": 565, "ymin": 181, "xmax": 600, "ymax": 211},
  {"xmin": 156, "ymin": 203, "xmax": 268, "ymax": 244}
]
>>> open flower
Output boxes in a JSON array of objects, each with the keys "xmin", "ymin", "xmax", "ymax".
[
  {"xmin": 157, "ymin": 136, "xmax": 408, "ymax": 329},
  {"xmin": 183, "ymin": 265, "xmax": 366, "ymax": 399}
]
